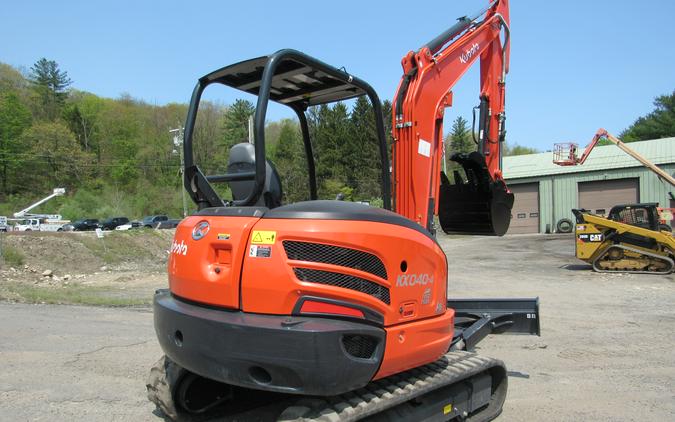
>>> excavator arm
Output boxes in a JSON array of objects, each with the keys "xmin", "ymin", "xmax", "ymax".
[{"xmin": 393, "ymin": 0, "xmax": 513, "ymax": 235}]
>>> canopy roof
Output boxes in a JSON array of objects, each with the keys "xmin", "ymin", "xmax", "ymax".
[{"xmin": 201, "ymin": 51, "xmax": 366, "ymax": 108}]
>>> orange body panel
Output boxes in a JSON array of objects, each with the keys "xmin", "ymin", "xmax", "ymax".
[
  {"xmin": 240, "ymin": 219, "xmax": 447, "ymax": 327},
  {"xmin": 169, "ymin": 214, "xmax": 454, "ymax": 376},
  {"xmin": 374, "ymin": 309, "xmax": 455, "ymax": 379},
  {"xmin": 169, "ymin": 215, "xmax": 260, "ymax": 308}
]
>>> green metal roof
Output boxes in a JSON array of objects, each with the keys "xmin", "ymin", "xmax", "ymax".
[{"xmin": 503, "ymin": 137, "xmax": 675, "ymax": 180}]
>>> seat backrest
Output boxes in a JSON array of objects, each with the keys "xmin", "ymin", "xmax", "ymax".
[{"xmin": 227, "ymin": 143, "xmax": 282, "ymax": 208}]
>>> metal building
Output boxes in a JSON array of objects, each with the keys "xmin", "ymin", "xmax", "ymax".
[{"xmin": 503, "ymin": 137, "xmax": 675, "ymax": 234}]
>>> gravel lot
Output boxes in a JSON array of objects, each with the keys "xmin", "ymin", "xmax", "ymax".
[{"xmin": 1, "ymin": 233, "xmax": 673, "ymax": 421}]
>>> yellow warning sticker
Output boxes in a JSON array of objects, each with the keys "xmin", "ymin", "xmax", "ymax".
[
  {"xmin": 443, "ymin": 404, "xmax": 453, "ymax": 415},
  {"xmin": 251, "ymin": 230, "xmax": 277, "ymax": 245}
]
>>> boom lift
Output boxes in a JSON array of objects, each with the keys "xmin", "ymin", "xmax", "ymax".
[
  {"xmin": 148, "ymin": 1, "xmax": 539, "ymax": 420},
  {"xmin": 13, "ymin": 187, "xmax": 66, "ymax": 220},
  {"xmin": 553, "ymin": 128, "xmax": 675, "ymax": 187},
  {"xmin": 10, "ymin": 188, "xmax": 68, "ymax": 232}
]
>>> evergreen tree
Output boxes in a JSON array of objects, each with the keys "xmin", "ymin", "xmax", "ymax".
[
  {"xmin": 273, "ymin": 119, "xmax": 307, "ymax": 202},
  {"xmin": 348, "ymin": 96, "xmax": 380, "ymax": 198},
  {"xmin": 29, "ymin": 58, "xmax": 72, "ymax": 120},
  {"xmin": 448, "ymin": 116, "xmax": 473, "ymax": 155},
  {"xmin": 620, "ymin": 91, "xmax": 675, "ymax": 142},
  {"xmin": 221, "ymin": 99, "xmax": 254, "ymax": 150}
]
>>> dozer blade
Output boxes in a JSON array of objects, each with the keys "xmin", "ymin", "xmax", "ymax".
[{"xmin": 439, "ymin": 151, "xmax": 514, "ymax": 236}]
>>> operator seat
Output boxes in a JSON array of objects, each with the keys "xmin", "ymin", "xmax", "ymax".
[{"xmin": 227, "ymin": 143, "xmax": 282, "ymax": 208}]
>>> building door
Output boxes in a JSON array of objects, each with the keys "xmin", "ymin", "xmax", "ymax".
[
  {"xmin": 508, "ymin": 183, "xmax": 540, "ymax": 234},
  {"xmin": 578, "ymin": 178, "xmax": 639, "ymax": 215}
]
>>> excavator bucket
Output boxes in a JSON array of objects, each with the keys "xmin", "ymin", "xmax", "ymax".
[{"xmin": 439, "ymin": 151, "xmax": 514, "ymax": 236}]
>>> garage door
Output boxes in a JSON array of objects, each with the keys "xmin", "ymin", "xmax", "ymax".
[
  {"xmin": 578, "ymin": 178, "xmax": 639, "ymax": 215},
  {"xmin": 508, "ymin": 183, "xmax": 540, "ymax": 234}
]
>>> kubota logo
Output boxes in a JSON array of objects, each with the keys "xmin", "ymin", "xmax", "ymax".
[
  {"xmin": 192, "ymin": 220, "xmax": 210, "ymax": 240},
  {"xmin": 171, "ymin": 240, "xmax": 188, "ymax": 256},
  {"xmin": 396, "ymin": 273, "xmax": 434, "ymax": 287},
  {"xmin": 459, "ymin": 43, "xmax": 480, "ymax": 64}
]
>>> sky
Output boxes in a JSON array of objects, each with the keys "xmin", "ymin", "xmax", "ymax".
[{"xmin": 2, "ymin": 0, "xmax": 674, "ymax": 151}]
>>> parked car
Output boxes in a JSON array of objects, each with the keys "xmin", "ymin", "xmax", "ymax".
[
  {"xmin": 156, "ymin": 219, "xmax": 181, "ymax": 229},
  {"xmin": 141, "ymin": 215, "xmax": 169, "ymax": 228},
  {"xmin": 71, "ymin": 218, "xmax": 100, "ymax": 231},
  {"xmin": 115, "ymin": 221, "xmax": 142, "ymax": 231},
  {"xmin": 100, "ymin": 217, "xmax": 130, "ymax": 230}
]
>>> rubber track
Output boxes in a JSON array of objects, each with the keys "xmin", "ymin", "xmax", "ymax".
[
  {"xmin": 277, "ymin": 351, "xmax": 507, "ymax": 422},
  {"xmin": 593, "ymin": 244, "xmax": 674, "ymax": 275}
]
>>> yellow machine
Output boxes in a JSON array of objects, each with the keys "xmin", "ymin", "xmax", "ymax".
[{"xmin": 573, "ymin": 204, "xmax": 675, "ymax": 274}]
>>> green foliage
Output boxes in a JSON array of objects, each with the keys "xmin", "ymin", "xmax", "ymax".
[
  {"xmin": 273, "ymin": 119, "xmax": 308, "ymax": 202},
  {"xmin": 1, "ymin": 243, "xmax": 25, "ymax": 267},
  {"xmin": 222, "ymin": 99, "xmax": 254, "ymax": 150},
  {"xmin": 0, "ymin": 92, "xmax": 32, "ymax": 193},
  {"xmin": 620, "ymin": 91, "xmax": 675, "ymax": 142},
  {"xmin": 0, "ymin": 281, "xmax": 148, "ymax": 306},
  {"xmin": 447, "ymin": 116, "xmax": 474, "ymax": 156},
  {"xmin": 20, "ymin": 121, "xmax": 95, "ymax": 187},
  {"xmin": 29, "ymin": 58, "xmax": 72, "ymax": 120},
  {"xmin": 504, "ymin": 143, "xmax": 539, "ymax": 156},
  {"xmin": 0, "ymin": 58, "xmax": 403, "ymax": 221}
]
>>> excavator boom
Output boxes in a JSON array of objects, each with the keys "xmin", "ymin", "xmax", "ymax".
[{"xmin": 392, "ymin": 0, "xmax": 513, "ymax": 235}]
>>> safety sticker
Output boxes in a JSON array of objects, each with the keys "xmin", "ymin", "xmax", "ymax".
[
  {"xmin": 418, "ymin": 139, "xmax": 431, "ymax": 157},
  {"xmin": 251, "ymin": 230, "xmax": 277, "ymax": 244},
  {"xmin": 443, "ymin": 404, "xmax": 453, "ymax": 415},
  {"xmin": 217, "ymin": 233, "xmax": 231, "ymax": 240},
  {"xmin": 249, "ymin": 245, "xmax": 272, "ymax": 258}
]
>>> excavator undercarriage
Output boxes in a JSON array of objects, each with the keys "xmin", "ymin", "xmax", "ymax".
[{"xmin": 147, "ymin": 297, "xmax": 539, "ymax": 422}]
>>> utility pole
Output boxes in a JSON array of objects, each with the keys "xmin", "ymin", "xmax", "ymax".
[
  {"xmin": 170, "ymin": 127, "xmax": 188, "ymax": 218},
  {"xmin": 248, "ymin": 116, "xmax": 254, "ymax": 144}
]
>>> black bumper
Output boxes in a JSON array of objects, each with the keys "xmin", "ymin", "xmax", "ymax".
[{"xmin": 153, "ymin": 290, "xmax": 385, "ymax": 396}]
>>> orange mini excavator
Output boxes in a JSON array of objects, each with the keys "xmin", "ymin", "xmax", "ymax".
[{"xmin": 148, "ymin": 1, "xmax": 539, "ymax": 420}]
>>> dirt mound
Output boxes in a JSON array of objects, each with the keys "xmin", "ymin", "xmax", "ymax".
[{"xmin": 0, "ymin": 230, "xmax": 174, "ymax": 275}]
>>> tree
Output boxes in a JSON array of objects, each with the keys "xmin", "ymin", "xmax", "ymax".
[
  {"xmin": 221, "ymin": 99, "xmax": 254, "ymax": 150},
  {"xmin": 620, "ymin": 91, "xmax": 675, "ymax": 142},
  {"xmin": 29, "ymin": 58, "xmax": 73, "ymax": 120},
  {"xmin": 308, "ymin": 103, "xmax": 351, "ymax": 198},
  {"xmin": 504, "ymin": 143, "xmax": 539, "ymax": 156},
  {"xmin": 447, "ymin": 116, "xmax": 473, "ymax": 155},
  {"xmin": 348, "ymin": 96, "xmax": 381, "ymax": 199},
  {"xmin": 21, "ymin": 122, "xmax": 94, "ymax": 190},
  {"xmin": 273, "ymin": 119, "xmax": 307, "ymax": 202},
  {"xmin": 0, "ymin": 92, "xmax": 32, "ymax": 194},
  {"xmin": 62, "ymin": 92, "xmax": 104, "ymax": 153}
]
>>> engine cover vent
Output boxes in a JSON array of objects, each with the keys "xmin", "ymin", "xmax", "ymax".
[
  {"xmin": 283, "ymin": 241, "xmax": 387, "ymax": 280},
  {"xmin": 293, "ymin": 268, "xmax": 391, "ymax": 305}
]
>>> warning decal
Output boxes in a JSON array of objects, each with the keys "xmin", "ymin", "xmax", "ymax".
[
  {"xmin": 251, "ymin": 230, "xmax": 277, "ymax": 244},
  {"xmin": 249, "ymin": 245, "xmax": 272, "ymax": 258}
]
